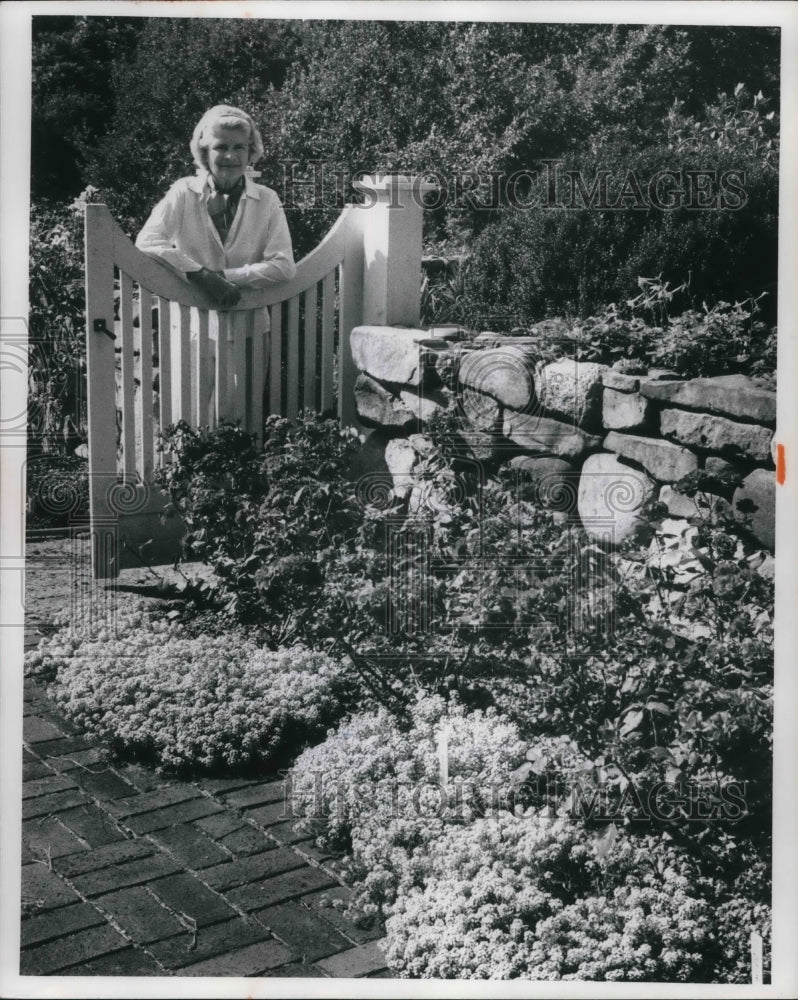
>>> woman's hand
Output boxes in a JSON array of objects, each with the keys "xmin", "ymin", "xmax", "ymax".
[{"xmin": 187, "ymin": 267, "xmax": 242, "ymax": 309}]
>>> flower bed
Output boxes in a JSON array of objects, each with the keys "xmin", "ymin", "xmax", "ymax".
[
  {"xmin": 25, "ymin": 410, "xmax": 773, "ymax": 981},
  {"xmin": 26, "ymin": 600, "xmax": 354, "ymax": 773}
]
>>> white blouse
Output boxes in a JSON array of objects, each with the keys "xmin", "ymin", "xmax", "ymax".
[{"xmin": 135, "ymin": 172, "xmax": 296, "ymax": 287}]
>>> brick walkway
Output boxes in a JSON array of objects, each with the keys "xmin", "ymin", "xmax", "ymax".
[
  {"xmin": 20, "ymin": 541, "xmax": 390, "ymax": 979},
  {"xmin": 20, "ymin": 680, "xmax": 390, "ymax": 978}
]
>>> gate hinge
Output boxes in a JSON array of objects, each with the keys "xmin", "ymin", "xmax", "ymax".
[{"xmin": 93, "ymin": 318, "xmax": 116, "ymax": 341}]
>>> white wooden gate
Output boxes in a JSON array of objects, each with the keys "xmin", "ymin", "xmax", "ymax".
[{"xmin": 84, "ymin": 174, "xmax": 427, "ymax": 578}]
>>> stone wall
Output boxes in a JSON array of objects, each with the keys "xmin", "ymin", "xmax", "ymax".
[{"xmin": 349, "ymin": 325, "xmax": 777, "ymax": 553}]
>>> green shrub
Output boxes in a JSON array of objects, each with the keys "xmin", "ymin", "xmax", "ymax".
[
  {"xmin": 25, "ymin": 601, "xmax": 353, "ymax": 773},
  {"xmin": 156, "ymin": 414, "xmax": 363, "ymax": 628},
  {"xmin": 28, "ymin": 197, "xmax": 88, "ymax": 453},
  {"xmin": 384, "ymin": 813, "xmax": 763, "ymax": 981},
  {"xmin": 26, "ymin": 454, "xmax": 88, "ymax": 528},
  {"xmin": 462, "ymin": 145, "xmax": 777, "ymax": 330}
]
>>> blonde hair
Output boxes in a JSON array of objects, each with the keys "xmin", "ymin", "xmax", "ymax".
[{"xmin": 190, "ymin": 105, "xmax": 264, "ymax": 172}]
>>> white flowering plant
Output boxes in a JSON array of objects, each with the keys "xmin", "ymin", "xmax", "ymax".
[
  {"xmin": 290, "ymin": 692, "xmax": 533, "ymax": 918},
  {"xmin": 384, "ymin": 812, "xmax": 768, "ymax": 982},
  {"xmin": 25, "ymin": 600, "xmax": 353, "ymax": 773}
]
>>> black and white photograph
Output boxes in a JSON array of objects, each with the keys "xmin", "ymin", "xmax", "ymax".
[{"xmin": 1, "ymin": 1, "xmax": 796, "ymax": 996}]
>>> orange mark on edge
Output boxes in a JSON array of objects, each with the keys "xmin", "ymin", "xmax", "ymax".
[{"xmin": 776, "ymin": 443, "xmax": 786, "ymax": 485}]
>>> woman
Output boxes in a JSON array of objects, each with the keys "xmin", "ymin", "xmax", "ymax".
[{"xmin": 136, "ymin": 104, "xmax": 296, "ymax": 422}]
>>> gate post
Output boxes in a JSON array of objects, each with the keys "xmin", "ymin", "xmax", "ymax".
[
  {"xmin": 355, "ymin": 174, "xmax": 432, "ymax": 326},
  {"xmin": 84, "ymin": 204, "xmax": 120, "ymax": 579}
]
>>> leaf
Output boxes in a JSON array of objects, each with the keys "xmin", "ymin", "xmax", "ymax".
[
  {"xmin": 646, "ymin": 701, "xmax": 671, "ymax": 715},
  {"xmin": 619, "ymin": 709, "xmax": 644, "ymax": 737},
  {"xmin": 510, "ymin": 761, "xmax": 535, "ymax": 784}
]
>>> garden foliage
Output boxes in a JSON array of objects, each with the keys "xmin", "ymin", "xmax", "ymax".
[
  {"xmin": 384, "ymin": 812, "xmax": 767, "ymax": 982},
  {"xmin": 26, "ymin": 601, "xmax": 353, "ymax": 773},
  {"xmin": 28, "ymin": 198, "xmax": 88, "ymax": 452},
  {"xmin": 155, "ymin": 414, "xmax": 363, "ymax": 629},
  {"xmin": 27, "ymin": 407, "xmax": 774, "ymax": 980},
  {"xmin": 291, "ymin": 694, "xmax": 531, "ymax": 915}
]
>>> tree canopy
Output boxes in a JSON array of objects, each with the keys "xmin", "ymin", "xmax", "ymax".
[{"xmin": 31, "ymin": 15, "xmax": 780, "ymax": 316}]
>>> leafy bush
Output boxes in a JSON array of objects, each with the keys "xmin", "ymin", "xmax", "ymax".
[
  {"xmin": 26, "ymin": 454, "xmax": 88, "ymax": 528},
  {"xmin": 462, "ymin": 143, "xmax": 777, "ymax": 330},
  {"xmin": 28, "ymin": 197, "xmax": 88, "ymax": 453},
  {"xmin": 385, "ymin": 813, "xmax": 765, "ymax": 981},
  {"xmin": 290, "ymin": 693, "xmax": 530, "ymax": 916},
  {"xmin": 156, "ymin": 414, "xmax": 363, "ymax": 628},
  {"xmin": 25, "ymin": 601, "xmax": 353, "ymax": 773},
  {"xmin": 529, "ymin": 292, "xmax": 776, "ymax": 378}
]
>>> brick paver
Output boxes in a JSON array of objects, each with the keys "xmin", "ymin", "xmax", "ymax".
[
  {"xmin": 257, "ymin": 901, "xmax": 354, "ymax": 960},
  {"xmin": 70, "ymin": 767, "xmax": 139, "ymax": 801},
  {"xmin": 226, "ymin": 866, "xmax": 338, "ymax": 912},
  {"xmin": 57, "ymin": 803, "xmax": 127, "ymax": 847},
  {"xmin": 202, "ymin": 848, "xmax": 305, "ymax": 893},
  {"xmin": 20, "ymin": 668, "xmax": 388, "ymax": 979},
  {"xmin": 147, "ymin": 916, "xmax": 273, "ymax": 970},
  {"xmin": 218, "ymin": 823, "xmax": 275, "ymax": 858},
  {"xmin": 95, "ymin": 886, "xmax": 187, "ymax": 944},
  {"xmin": 22, "ymin": 774, "xmax": 79, "ymax": 800},
  {"xmin": 22, "ymin": 863, "xmax": 81, "ymax": 911},
  {"xmin": 20, "ymin": 923, "xmax": 129, "ymax": 975},
  {"xmin": 316, "ymin": 940, "xmax": 389, "ymax": 978},
  {"xmin": 22, "ymin": 787, "xmax": 90, "ymax": 821},
  {"xmin": 223, "ymin": 780, "xmax": 287, "ymax": 810},
  {"xmin": 149, "ymin": 823, "xmax": 232, "ymax": 869},
  {"xmin": 22, "ymin": 816, "xmax": 88, "ymax": 861},
  {"xmin": 20, "ymin": 902, "xmax": 105, "ymax": 948},
  {"xmin": 107, "ymin": 784, "xmax": 203, "ymax": 819},
  {"xmin": 123, "ymin": 796, "xmax": 223, "ymax": 835},
  {"xmin": 179, "ymin": 939, "xmax": 294, "ymax": 977},
  {"xmin": 146, "ymin": 872, "xmax": 237, "ymax": 927},
  {"xmin": 54, "ymin": 837, "xmax": 155, "ymax": 877},
  {"xmin": 62, "ymin": 947, "xmax": 165, "ymax": 975},
  {"xmin": 70, "ymin": 852, "xmax": 182, "ymax": 896}
]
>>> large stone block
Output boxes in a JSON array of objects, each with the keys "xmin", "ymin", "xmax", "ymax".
[
  {"xmin": 733, "ymin": 468, "xmax": 775, "ymax": 551},
  {"xmin": 601, "ymin": 370, "xmax": 642, "ymax": 393},
  {"xmin": 507, "ymin": 456, "xmax": 579, "ymax": 513},
  {"xmin": 458, "ymin": 346, "xmax": 537, "ymax": 409},
  {"xmin": 354, "ymin": 373, "xmax": 415, "ymax": 428},
  {"xmin": 577, "ymin": 452, "xmax": 656, "ymax": 542},
  {"xmin": 660, "ymin": 409, "xmax": 773, "ymax": 464},
  {"xmin": 642, "ymin": 374, "xmax": 776, "ymax": 426},
  {"xmin": 604, "ymin": 430, "xmax": 698, "ymax": 483},
  {"xmin": 384, "ymin": 437, "xmax": 420, "ymax": 499},
  {"xmin": 459, "ymin": 387, "xmax": 502, "ymax": 431},
  {"xmin": 602, "ymin": 389, "xmax": 652, "ymax": 431},
  {"xmin": 534, "ymin": 359, "xmax": 607, "ymax": 429},
  {"xmin": 350, "ymin": 325, "xmax": 451, "ymax": 386},
  {"xmin": 658, "ymin": 484, "xmax": 731, "ymax": 520},
  {"xmin": 398, "ymin": 386, "xmax": 452, "ymax": 423},
  {"xmin": 348, "ymin": 430, "xmax": 431, "ymax": 506},
  {"xmin": 503, "ymin": 412, "xmax": 602, "ymax": 460}
]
